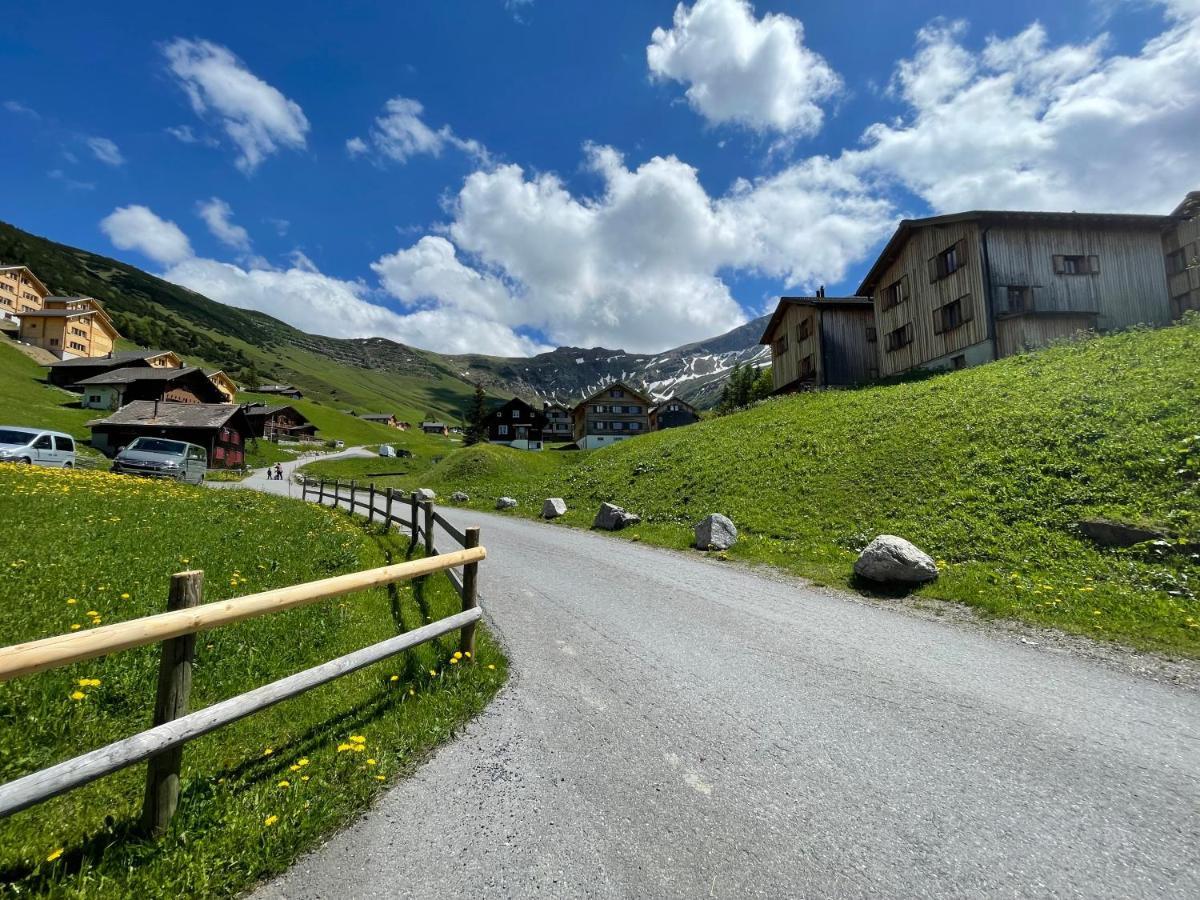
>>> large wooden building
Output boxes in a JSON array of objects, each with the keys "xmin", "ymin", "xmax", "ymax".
[
  {"xmin": 541, "ymin": 402, "xmax": 573, "ymax": 443},
  {"xmin": 47, "ymin": 349, "xmax": 182, "ymax": 387},
  {"xmin": 649, "ymin": 397, "xmax": 700, "ymax": 431},
  {"xmin": 483, "ymin": 397, "xmax": 547, "ymax": 450},
  {"xmin": 72, "ymin": 366, "xmax": 226, "ymax": 411},
  {"xmin": 89, "ymin": 401, "xmax": 252, "ymax": 468},
  {"xmin": 857, "ymin": 210, "xmax": 1175, "ymax": 378},
  {"xmin": 572, "ymin": 382, "xmax": 653, "ymax": 450},
  {"xmin": 0, "ymin": 265, "xmax": 49, "ymax": 322},
  {"xmin": 1164, "ymin": 191, "xmax": 1200, "ymax": 319},
  {"xmin": 18, "ymin": 297, "xmax": 121, "ymax": 360},
  {"xmin": 759, "ymin": 295, "xmax": 878, "ymax": 392}
]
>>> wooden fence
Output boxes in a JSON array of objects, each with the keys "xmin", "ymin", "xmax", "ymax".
[{"xmin": 0, "ymin": 510, "xmax": 486, "ymax": 835}]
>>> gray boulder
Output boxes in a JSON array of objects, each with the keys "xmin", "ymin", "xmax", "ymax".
[
  {"xmin": 542, "ymin": 497, "xmax": 568, "ymax": 519},
  {"xmin": 593, "ymin": 502, "xmax": 641, "ymax": 531},
  {"xmin": 451, "ymin": 491, "xmax": 469, "ymax": 503},
  {"xmin": 415, "ymin": 488, "xmax": 436, "ymax": 502},
  {"xmin": 695, "ymin": 514, "xmax": 737, "ymax": 551},
  {"xmin": 1075, "ymin": 518, "xmax": 1166, "ymax": 548},
  {"xmin": 496, "ymin": 496, "xmax": 518, "ymax": 510},
  {"xmin": 853, "ymin": 535, "xmax": 938, "ymax": 585}
]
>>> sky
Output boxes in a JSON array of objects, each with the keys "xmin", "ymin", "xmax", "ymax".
[{"xmin": 2, "ymin": 0, "xmax": 1197, "ymax": 356}]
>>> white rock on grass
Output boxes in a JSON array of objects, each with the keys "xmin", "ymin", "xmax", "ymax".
[
  {"xmin": 593, "ymin": 502, "xmax": 641, "ymax": 531},
  {"xmin": 695, "ymin": 514, "xmax": 737, "ymax": 551},
  {"xmin": 451, "ymin": 491, "xmax": 469, "ymax": 503},
  {"xmin": 496, "ymin": 497, "xmax": 518, "ymax": 510},
  {"xmin": 542, "ymin": 498, "xmax": 568, "ymax": 519},
  {"xmin": 416, "ymin": 488, "xmax": 436, "ymax": 501},
  {"xmin": 853, "ymin": 535, "xmax": 938, "ymax": 585}
]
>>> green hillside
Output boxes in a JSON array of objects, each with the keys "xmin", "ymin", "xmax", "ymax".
[
  {"xmin": 335, "ymin": 321, "xmax": 1200, "ymax": 656},
  {"xmin": 0, "ymin": 221, "xmax": 482, "ymax": 421}
]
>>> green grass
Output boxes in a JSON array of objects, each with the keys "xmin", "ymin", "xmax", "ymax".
[
  {"xmin": 381, "ymin": 323, "xmax": 1200, "ymax": 657},
  {"xmin": 0, "ymin": 464, "xmax": 505, "ymax": 897},
  {"xmin": 0, "ymin": 340, "xmax": 94, "ymax": 438}
]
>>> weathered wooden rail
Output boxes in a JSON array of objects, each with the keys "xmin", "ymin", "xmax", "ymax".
[
  {"xmin": 300, "ymin": 478, "xmax": 481, "ymax": 656},
  {"xmin": 0, "ymin": 534, "xmax": 486, "ymax": 833}
]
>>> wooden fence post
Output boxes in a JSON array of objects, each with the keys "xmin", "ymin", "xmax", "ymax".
[
  {"xmin": 301, "ymin": 477, "xmax": 307, "ymax": 501},
  {"xmin": 385, "ymin": 488, "xmax": 394, "ymax": 531},
  {"xmin": 141, "ymin": 570, "xmax": 203, "ymax": 836},
  {"xmin": 349, "ymin": 480, "xmax": 357, "ymax": 514},
  {"xmin": 409, "ymin": 492, "xmax": 419, "ymax": 551},
  {"xmin": 368, "ymin": 483, "xmax": 376, "ymax": 524},
  {"xmin": 318, "ymin": 479, "xmax": 325, "ymax": 505},
  {"xmin": 423, "ymin": 500, "xmax": 434, "ymax": 555},
  {"xmin": 460, "ymin": 526, "xmax": 480, "ymax": 658}
]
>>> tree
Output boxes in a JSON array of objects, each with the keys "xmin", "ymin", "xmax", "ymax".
[
  {"xmin": 463, "ymin": 383, "xmax": 488, "ymax": 447},
  {"xmin": 750, "ymin": 366, "xmax": 773, "ymax": 403}
]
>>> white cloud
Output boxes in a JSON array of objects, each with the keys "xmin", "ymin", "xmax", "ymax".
[
  {"xmin": 849, "ymin": 4, "xmax": 1200, "ymax": 213},
  {"xmin": 100, "ymin": 205, "xmax": 193, "ymax": 265},
  {"xmin": 348, "ymin": 96, "xmax": 487, "ymax": 165},
  {"xmin": 86, "ymin": 136, "xmax": 125, "ymax": 166},
  {"xmin": 3, "ymin": 100, "xmax": 39, "ymax": 118},
  {"xmin": 197, "ymin": 197, "xmax": 252, "ymax": 251},
  {"xmin": 647, "ymin": 0, "xmax": 841, "ymax": 135},
  {"xmin": 163, "ymin": 38, "xmax": 309, "ymax": 173}
]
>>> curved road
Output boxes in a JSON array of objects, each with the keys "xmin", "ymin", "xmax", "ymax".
[{"xmin": 234, "ymin": 456, "xmax": 1200, "ymax": 898}]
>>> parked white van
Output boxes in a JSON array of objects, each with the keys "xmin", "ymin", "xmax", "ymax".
[{"xmin": 0, "ymin": 427, "xmax": 77, "ymax": 468}]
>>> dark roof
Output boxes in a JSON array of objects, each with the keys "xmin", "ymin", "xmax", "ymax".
[
  {"xmin": 243, "ymin": 403, "xmax": 289, "ymax": 418},
  {"xmin": 650, "ymin": 396, "xmax": 698, "ymax": 413},
  {"xmin": 1173, "ymin": 191, "xmax": 1200, "ymax": 219},
  {"xmin": 359, "ymin": 413, "xmax": 396, "ymax": 421},
  {"xmin": 17, "ymin": 309, "xmax": 94, "ymax": 319},
  {"xmin": 254, "ymin": 384, "xmax": 299, "ymax": 392},
  {"xmin": 90, "ymin": 401, "xmax": 248, "ymax": 431},
  {"xmin": 759, "ymin": 296, "xmax": 873, "ymax": 344},
  {"xmin": 72, "ymin": 365, "xmax": 205, "ymax": 387},
  {"xmin": 857, "ymin": 209, "xmax": 1175, "ymax": 296},
  {"xmin": 421, "ymin": 421, "xmax": 447, "ymax": 428},
  {"xmin": 47, "ymin": 350, "xmax": 174, "ymax": 369},
  {"xmin": 577, "ymin": 381, "xmax": 653, "ymax": 407}
]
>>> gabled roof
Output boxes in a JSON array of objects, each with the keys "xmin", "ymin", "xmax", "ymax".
[
  {"xmin": 0, "ymin": 265, "xmax": 49, "ymax": 295},
  {"xmin": 650, "ymin": 396, "xmax": 698, "ymax": 414},
  {"xmin": 47, "ymin": 349, "xmax": 176, "ymax": 369},
  {"xmin": 243, "ymin": 403, "xmax": 309, "ymax": 423},
  {"xmin": 857, "ymin": 209, "xmax": 1175, "ymax": 296},
  {"xmin": 759, "ymin": 296, "xmax": 873, "ymax": 345},
  {"xmin": 576, "ymin": 381, "xmax": 653, "ymax": 407},
  {"xmin": 72, "ymin": 365, "xmax": 206, "ymax": 386},
  {"xmin": 90, "ymin": 400, "xmax": 249, "ymax": 431},
  {"xmin": 359, "ymin": 413, "xmax": 396, "ymax": 421}
]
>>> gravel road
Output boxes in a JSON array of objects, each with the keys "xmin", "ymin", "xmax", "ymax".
[{"xmin": 233, "ymin": 458, "xmax": 1200, "ymax": 898}]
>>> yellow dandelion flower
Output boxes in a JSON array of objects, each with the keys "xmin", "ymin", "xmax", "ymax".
[
  {"xmin": 263, "ymin": 748, "xmax": 274, "ymax": 756},
  {"xmin": 374, "ymin": 775, "xmax": 386, "ymax": 781},
  {"xmin": 289, "ymin": 764, "xmax": 300, "ymax": 772},
  {"xmin": 264, "ymin": 815, "xmax": 278, "ymax": 827},
  {"xmin": 277, "ymin": 780, "xmax": 290, "ymax": 789},
  {"xmin": 487, "ymin": 664, "xmax": 495, "ymax": 670},
  {"xmin": 389, "ymin": 675, "xmax": 399, "ymax": 682},
  {"xmin": 337, "ymin": 743, "xmax": 354, "ymax": 752},
  {"xmin": 449, "ymin": 657, "xmax": 459, "ymax": 665},
  {"xmin": 464, "ymin": 651, "xmax": 471, "ymax": 659},
  {"xmin": 86, "ymin": 610, "xmax": 99, "ymax": 617},
  {"xmin": 120, "ymin": 593, "xmax": 130, "ymax": 600},
  {"xmin": 452, "ymin": 651, "xmax": 462, "ymax": 660},
  {"xmin": 349, "ymin": 735, "xmax": 366, "ymax": 744},
  {"xmin": 408, "ymin": 688, "xmax": 415, "ymax": 696},
  {"xmin": 66, "ymin": 598, "xmax": 77, "ymax": 605},
  {"xmin": 77, "ymin": 678, "xmax": 101, "ymax": 687},
  {"xmin": 70, "ymin": 691, "xmax": 86, "ymax": 701},
  {"xmin": 70, "ymin": 624, "xmax": 81, "ymax": 631},
  {"xmin": 297, "ymin": 758, "xmax": 309, "ymax": 767},
  {"xmin": 300, "ymin": 775, "xmax": 310, "ymax": 781},
  {"xmin": 46, "ymin": 848, "xmax": 64, "ymax": 862},
  {"xmin": 366, "ymin": 758, "xmax": 377, "ymax": 766},
  {"xmin": 429, "ymin": 669, "xmax": 437, "ymax": 677}
]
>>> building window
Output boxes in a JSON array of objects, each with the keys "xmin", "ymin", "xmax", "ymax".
[
  {"xmin": 800, "ymin": 355, "xmax": 815, "ymax": 378},
  {"xmin": 610, "ymin": 389, "xmax": 624, "ymax": 398},
  {"xmin": 668, "ymin": 404, "xmax": 679, "ymax": 411},
  {"xmin": 511, "ymin": 409, "xmax": 519, "ymax": 418},
  {"xmin": 69, "ymin": 341, "xmax": 86, "ymax": 351},
  {"xmin": 1005, "ymin": 286, "xmax": 1032, "ymax": 314},
  {"xmin": 1053, "ymin": 254, "xmax": 1098, "ymax": 275},
  {"xmin": 593, "ymin": 404, "xmax": 605, "ymax": 414},
  {"xmin": 885, "ymin": 322, "xmax": 913, "ymax": 352},
  {"xmin": 88, "ymin": 395, "xmax": 101, "ymax": 405},
  {"xmin": 49, "ymin": 337, "xmax": 59, "ymax": 346},
  {"xmin": 498, "ymin": 424, "xmax": 509, "ymax": 436},
  {"xmin": 951, "ymin": 355, "xmax": 967, "ymax": 370},
  {"xmin": 797, "ymin": 317, "xmax": 813, "ymax": 340},
  {"xmin": 595, "ymin": 421, "xmax": 607, "ymax": 430},
  {"xmin": 612, "ymin": 421, "xmax": 625, "ymax": 430},
  {"xmin": 881, "ymin": 274, "xmax": 910, "ymax": 309},
  {"xmin": 866, "ymin": 325, "xmax": 877, "ymax": 343},
  {"xmin": 773, "ymin": 333, "xmax": 789, "ymax": 356},
  {"xmin": 629, "ymin": 422, "xmax": 640, "ymax": 431},
  {"xmin": 928, "ymin": 240, "xmax": 967, "ymax": 282},
  {"xmin": 933, "ymin": 294, "xmax": 974, "ymax": 334}
]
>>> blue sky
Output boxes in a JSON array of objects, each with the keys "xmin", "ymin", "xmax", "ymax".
[{"xmin": 1, "ymin": 0, "xmax": 1196, "ymax": 355}]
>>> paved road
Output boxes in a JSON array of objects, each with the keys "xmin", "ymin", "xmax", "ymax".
[{"xmin": 231, "ymin": 458, "xmax": 1200, "ymax": 898}]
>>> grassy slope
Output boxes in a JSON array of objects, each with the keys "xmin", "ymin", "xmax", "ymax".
[
  {"xmin": 0, "ymin": 465, "xmax": 505, "ymax": 897},
  {"xmin": 0, "ymin": 340, "xmax": 95, "ymax": 438},
  {"xmin": 367, "ymin": 323, "xmax": 1200, "ymax": 657}
]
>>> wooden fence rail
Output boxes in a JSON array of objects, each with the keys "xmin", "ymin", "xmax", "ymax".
[{"xmin": 0, "ymin": 516, "xmax": 487, "ymax": 834}]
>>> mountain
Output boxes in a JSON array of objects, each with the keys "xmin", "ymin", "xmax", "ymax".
[{"xmin": 0, "ymin": 220, "xmax": 769, "ymax": 414}]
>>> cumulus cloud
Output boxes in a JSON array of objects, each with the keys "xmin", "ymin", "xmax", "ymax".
[
  {"xmin": 647, "ymin": 0, "xmax": 841, "ymax": 135},
  {"xmin": 849, "ymin": 5, "xmax": 1200, "ymax": 213},
  {"xmin": 348, "ymin": 96, "xmax": 487, "ymax": 165},
  {"xmin": 86, "ymin": 136, "xmax": 125, "ymax": 166},
  {"xmin": 100, "ymin": 205, "xmax": 193, "ymax": 265},
  {"xmin": 163, "ymin": 38, "xmax": 309, "ymax": 173},
  {"xmin": 197, "ymin": 197, "xmax": 252, "ymax": 252}
]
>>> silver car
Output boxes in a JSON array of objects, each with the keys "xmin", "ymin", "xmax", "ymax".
[
  {"xmin": 111, "ymin": 437, "xmax": 208, "ymax": 484},
  {"xmin": 0, "ymin": 427, "xmax": 77, "ymax": 468}
]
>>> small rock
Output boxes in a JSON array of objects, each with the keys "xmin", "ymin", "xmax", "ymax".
[
  {"xmin": 542, "ymin": 498, "xmax": 568, "ymax": 519},
  {"xmin": 451, "ymin": 491, "xmax": 469, "ymax": 503},
  {"xmin": 496, "ymin": 497, "xmax": 518, "ymax": 510},
  {"xmin": 695, "ymin": 514, "xmax": 737, "ymax": 551},
  {"xmin": 593, "ymin": 502, "xmax": 641, "ymax": 531},
  {"xmin": 1075, "ymin": 517, "xmax": 1166, "ymax": 548},
  {"xmin": 853, "ymin": 535, "xmax": 938, "ymax": 585},
  {"xmin": 415, "ymin": 488, "xmax": 436, "ymax": 502}
]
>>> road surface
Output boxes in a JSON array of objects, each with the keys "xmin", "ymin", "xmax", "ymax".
[{"xmin": 230, "ymin": 456, "xmax": 1200, "ymax": 898}]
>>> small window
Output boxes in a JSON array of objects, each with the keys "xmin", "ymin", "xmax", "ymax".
[
  {"xmin": 595, "ymin": 421, "xmax": 607, "ymax": 430},
  {"xmin": 773, "ymin": 333, "xmax": 789, "ymax": 356},
  {"xmin": 612, "ymin": 421, "xmax": 624, "ymax": 430},
  {"xmin": 885, "ymin": 322, "xmax": 913, "ymax": 352},
  {"xmin": 1166, "ymin": 248, "xmax": 1187, "ymax": 276},
  {"xmin": 800, "ymin": 355, "xmax": 815, "ymax": 378},
  {"xmin": 866, "ymin": 326, "xmax": 877, "ymax": 343},
  {"xmin": 1053, "ymin": 254, "xmax": 1099, "ymax": 275},
  {"xmin": 629, "ymin": 422, "xmax": 641, "ymax": 431},
  {"xmin": 498, "ymin": 424, "xmax": 509, "ymax": 435},
  {"xmin": 54, "ymin": 435, "xmax": 74, "ymax": 451},
  {"xmin": 933, "ymin": 294, "xmax": 974, "ymax": 334},
  {"xmin": 881, "ymin": 274, "xmax": 910, "ymax": 309},
  {"xmin": 593, "ymin": 404, "xmax": 605, "ymax": 414},
  {"xmin": 797, "ymin": 318, "xmax": 813, "ymax": 340},
  {"xmin": 611, "ymin": 389, "xmax": 624, "ymax": 398},
  {"xmin": 1005, "ymin": 286, "xmax": 1032, "ymax": 314},
  {"xmin": 88, "ymin": 395, "xmax": 101, "ymax": 404},
  {"xmin": 928, "ymin": 240, "xmax": 968, "ymax": 282}
]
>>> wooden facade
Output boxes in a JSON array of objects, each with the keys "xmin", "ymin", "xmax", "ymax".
[
  {"xmin": 1164, "ymin": 192, "xmax": 1200, "ymax": 319},
  {"xmin": 18, "ymin": 297, "xmax": 120, "ymax": 360},
  {"xmin": 89, "ymin": 402, "xmax": 251, "ymax": 469},
  {"xmin": 47, "ymin": 350, "xmax": 182, "ymax": 388},
  {"xmin": 760, "ymin": 297, "xmax": 878, "ymax": 391},
  {"xmin": 243, "ymin": 404, "xmax": 317, "ymax": 441},
  {"xmin": 649, "ymin": 397, "xmax": 699, "ymax": 430},
  {"xmin": 0, "ymin": 265, "xmax": 48, "ymax": 322},
  {"xmin": 571, "ymin": 382, "xmax": 652, "ymax": 449},
  {"xmin": 73, "ymin": 367, "xmax": 226, "ymax": 411},
  {"xmin": 483, "ymin": 398, "xmax": 547, "ymax": 450},
  {"xmin": 859, "ymin": 211, "xmax": 1175, "ymax": 378},
  {"xmin": 542, "ymin": 402, "xmax": 573, "ymax": 443}
]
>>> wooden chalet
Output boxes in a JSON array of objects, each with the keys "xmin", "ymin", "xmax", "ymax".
[
  {"xmin": 89, "ymin": 401, "xmax": 252, "ymax": 468},
  {"xmin": 649, "ymin": 396, "xmax": 700, "ymax": 430},
  {"xmin": 254, "ymin": 384, "xmax": 303, "ymax": 399},
  {"xmin": 243, "ymin": 403, "xmax": 317, "ymax": 441},
  {"xmin": 571, "ymin": 382, "xmax": 652, "ymax": 449},
  {"xmin": 72, "ymin": 366, "xmax": 227, "ymax": 411},
  {"xmin": 541, "ymin": 401, "xmax": 573, "ymax": 443},
  {"xmin": 483, "ymin": 398, "xmax": 547, "ymax": 450},
  {"xmin": 47, "ymin": 350, "xmax": 182, "ymax": 388},
  {"xmin": 205, "ymin": 369, "xmax": 238, "ymax": 403},
  {"xmin": 1164, "ymin": 191, "xmax": 1200, "ymax": 319},
  {"xmin": 421, "ymin": 422, "xmax": 450, "ymax": 436},
  {"xmin": 759, "ymin": 294, "xmax": 878, "ymax": 392},
  {"xmin": 359, "ymin": 413, "xmax": 398, "ymax": 428}
]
